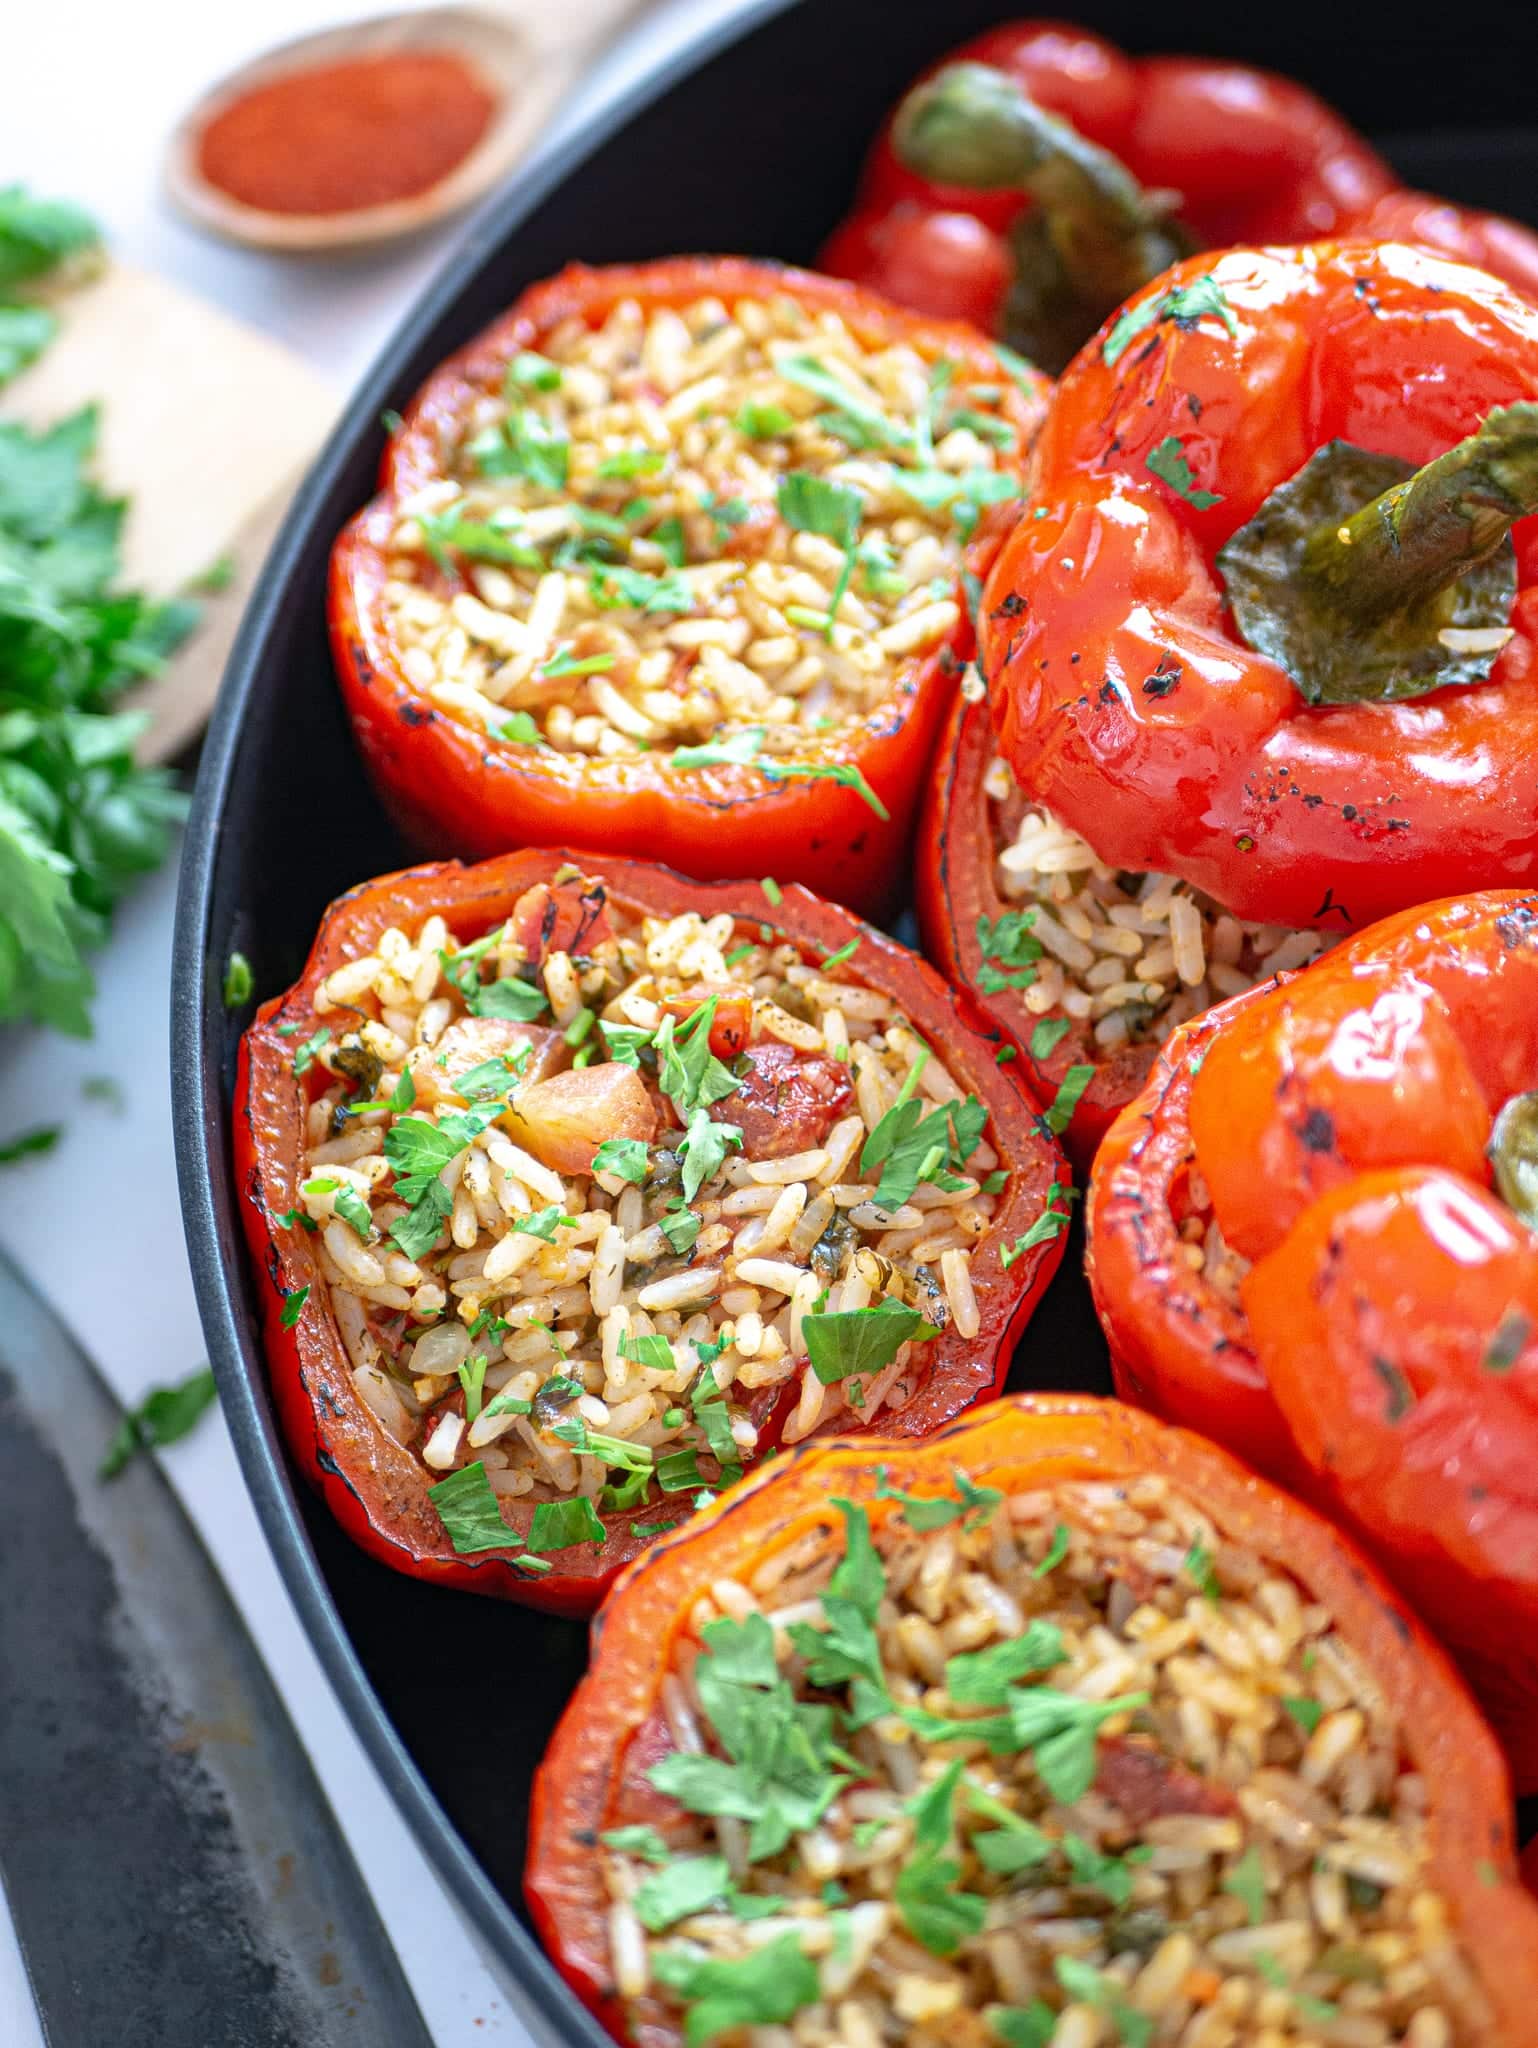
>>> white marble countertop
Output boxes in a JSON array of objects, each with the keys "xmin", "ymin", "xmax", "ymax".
[{"xmin": 0, "ymin": 0, "xmax": 776, "ymax": 2038}]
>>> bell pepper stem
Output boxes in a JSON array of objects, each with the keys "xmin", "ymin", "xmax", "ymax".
[
  {"xmin": 1302, "ymin": 403, "xmax": 1538, "ymax": 624},
  {"xmin": 891, "ymin": 61, "xmax": 1189, "ymax": 372}
]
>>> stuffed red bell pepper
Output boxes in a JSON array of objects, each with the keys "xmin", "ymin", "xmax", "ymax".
[
  {"xmin": 823, "ymin": 21, "xmax": 1538, "ymax": 368},
  {"xmin": 984, "ymin": 239, "xmax": 1538, "ymax": 951},
  {"xmin": 527, "ymin": 1394, "xmax": 1538, "ymax": 2048},
  {"xmin": 329, "ymin": 258, "xmax": 1048, "ymax": 920},
  {"xmin": 233, "ymin": 851, "xmax": 1070, "ymax": 1615},
  {"xmin": 1088, "ymin": 890, "xmax": 1538, "ymax": 1789}
]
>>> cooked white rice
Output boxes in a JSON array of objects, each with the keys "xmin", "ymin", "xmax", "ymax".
[
  {"xmin": 379, "ymin": 291, "xmax": 1027, "ymax": 759},
  {"xmin": 984, "ymin": 756, "xmax": 1328, "ymax": 1055},
  {"xmin": 601, "ymin": 1473, "xmax": 1485, "ymax": 2047}
]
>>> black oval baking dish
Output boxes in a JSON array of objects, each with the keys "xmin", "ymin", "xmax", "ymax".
[{"xmin": 171, "ymin": 0, "xmax": 1538, "ymax": 2038}]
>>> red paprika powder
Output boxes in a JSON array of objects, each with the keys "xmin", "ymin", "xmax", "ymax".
[{"xmin": 195, "ymin": 50, "xmax": 497, "ymax": 217}]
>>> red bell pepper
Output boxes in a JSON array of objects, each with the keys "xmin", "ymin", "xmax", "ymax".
[
  {"xmin": 527, "ymin": 1393, "xmax": 1538, "ymax": 2047},
  {"xmin": 329, "ymin": 257, "xmax": 1048, "ymax": 920},
  {"xmin": 822, "ymin": 20, "xmax": 1538, "ymax": 366},
  {"xmin": 985, "ymin": 239, "xmax": 1538, "ymax": 933},
  {"xmin": 233, "ymin": 848, "xmax": 1069, "ymax": 1617},
  {"xmin": 1088, "ymin": 890, "xmax": 1538, "ymax": 1787},
  {"xmin": 915, "ymin": 687, "xmax": 1151, "ymax": 1166}
]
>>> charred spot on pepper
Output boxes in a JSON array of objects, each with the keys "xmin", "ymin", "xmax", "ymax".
[
  {"xmin": 1495, "ymin": 903, "xmax": 1538, "ymax": 950},
  {"xmin": 399, "ymin": 701, "xmax": 432, "ymax": 727},
  {"xmin": 1371, "ymin": 1354, "xmax": 1415, "ymax": 1423},
  {"xmin": 990, "ymin": 591, "xmax": 1027, "ymax": 621},
  {"xmin": 1295, "ymin": 1107, "xmax": 1337, "ymax": 1155},
  {"xmin": 1141, "ymin": 658, "xmax": 1183, "ymax": 699},
  {"xmin": 1312, "ymin": 888, "xmax": 1354, "ymax": 926}
]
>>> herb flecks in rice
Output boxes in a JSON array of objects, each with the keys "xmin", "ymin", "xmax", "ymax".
[
  {"xmin": 382, "ymin": 294, "xmax": 1023, "ymax": 758},
  {"xmin": 601, "ymin": 1479, "xmax": 1483, "ymax": 2047},
  {"xmin": 291, "ymin": 875, "xmax": 1001, "ymax": 1535},
  {"xmin": 984, "ymin": 757, "xmax": 1327, "ymax": 1056}
]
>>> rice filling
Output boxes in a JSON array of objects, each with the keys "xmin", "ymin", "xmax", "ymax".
[
  {"xmin": 291, "ymin": 872, "xmax": 1003, "ymax": 1545},
  {"xmin": 599, "ymin": 1473, "xmax": 1485, "ymax": 2047}
]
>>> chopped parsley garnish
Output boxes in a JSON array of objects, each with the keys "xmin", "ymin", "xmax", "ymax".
[
  {"xmin": 1053, "ymin": 1957, "xmax": 1154, "ymax": 2048},
  {"xmin": 619, "ymin": 1331, "xmax": 675, "ymax": 1373},
  {"xmin": 1223, "ymin": 1843, "xmax": 1268, "ymax": 1925},
  {"xmin": 330, "ymin": 1184, "xmax": 374, "ymax": 1240},
  {"xmin": 0, "ymin": 1124, "xmax": 60, "ymax": 1165},
  {"xmin": 600, "ymin": 1823, "xmax": 670, "ymax": 1862},
  {"xmin": 1029, "ymin": 1016, "xmax": 1071, "ymax": 1061},
  {"xmin": 1146, "ymin": 435, "xmax": 1223, "ymax": 510},
  {"xmin": 495, "ymin": 711, "xmax": 542, "ymax": 744},
  {"xmin": 292, "ymin": 1026, "xmax": 330, "ymax": 1076},
  {"xmin": 945, "ymin": 1622, "xmax": 1067, "ymax": 1706},
  {"xmin": 895, "ymin": 1846, "xmax": 988, "ymax": 1957},
  {"xmin": 1183, "ymin": 1539, "xmax": 1222, "ymax": 1603},
  {"xmin": 652, "ymin": 1932, "xmax": 819, "ymax": 2045},
  {"xmin": 1043, "ymin": 1064, "xmax": 1095, "ymax": 1135},
  {"xmin": 1033, "ymin": 1522, "xmax": 1070, "ymax": 1577},
  {"xmin": 859, "ymin": 1046, "xmax": 987, "ymax": 1210},
  {"xmin": 592, "ymin": 1136, "xmax": 648, "ymax": 1183},
  {"xmin": 776, "ymin": 354, "xmax": 909, "ymax": 451},
  {"xmin": 383, "ymin": 1100, "xmax": 507, "ymax": 1260},
  {"xmin": 722, "ymin": 943, "xmax": 755, "ymax": 967},
  {"xmin": 760, "ymin": 877, "xmax": 782, "ymax": 906},
  {"xmin": 874, "ymin": 1464, "xmax": 1002, "ymax": 1531},
  {"xmin": 776, "ymin": 469, "xmax": 863, "ymax": 640},
  {"xmin": 539, "ymin": 643, "xmax": 616, "ymax": 680},
  {"xmin": 473, "ymin": 406, "xmax": 568, "ymax": 490},
  {"xmin": 99, "ymin": 1366, "xmax": 218, "ymax": 1479},
  {"xmin": 660, "ymin": 1199, "xmax": 700, "ymax": 1254},
  {"xmin": 280, "ymin": 1285, "xmax": 309, "ymax": 1328},
  {"xmin": 222, "ymin": 951, "xmax": 253, "ymax": 1006},
  {"xmin": 527, "ymin": 1494, "xmax": 606, "ymax": 1552},
  {"xmin": 819, "ymin": 938, "xmax": 860, "ymax": 972},
  {"xmin": 1102, "ymin": 275, "xmax": 1237, "ymax": 368},
  {"xmin": 512, "ymin": 1205, "xmax": 578, "ymax": 1241},
  {"xmin": 988, "ymin": 2003, "xmax": 1056, "ymax": 2047},
  {"xmin": 1281, "ymin": 1694, "xmax": 1323, "ymax": 1735},
  {"xmin": 633, "ymin": 1853, "xmax": 732, "ymax": 1931},
  {"xmin": 426, "ymin": 1461, "xmax": 545, "ymax": 1566},
  {"xmin": 597, "ymin": 446, "xmax": 665, "ymax": 479},
  {"xmin": 552, "ymin": 1418, "xmax": 653, "ymax": 1475},
  {"xmin": 439, "ymin": 933, "xmax": 549, "ymax": 1023},
  {"xmin": 458, "ymin": 1352, "xmax": 487, "ymax": 1424},
  {"xmin": 668, "ymin": 725, "xmax": 887, "ymax": 816},
  {"xmin": 419, "ymin": 507, "xmax": 544, "ymax": 571},
  {"xmin": 656, "ymin": 1448, "xmax": 708, "ymax": 1493},
  {"xmin": 1063, "ymin": 1834, "xmax": 1148, "ymax": 1907},
  {"xmin": 802, "ymin": 1295, "xmax": 938, "ymax": 1385},
  {"xmin": 590, "ymin": 565, "xmax": 693, "ymax": 614},
  {"xmin": 1001, "ymin": 1179, "xmax": 1078, "ymax": 1266},
  {"xmin": 735, "ymin": 399, "xmax": 796, "ymax": 439},
  {"xmin": 975, "ymin": 908, "xmax": 1043, "ymax": 993},
  {"xmin": 630, "ymin": 1519, "xmax": 679, "ymax": 1539},
  {"xmin": 505, "ymin": 350, "xmax": 561, "ymax": 392}
]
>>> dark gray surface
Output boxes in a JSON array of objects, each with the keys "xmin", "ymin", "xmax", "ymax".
[
  {"xmin": 170, "ymin": 0, "xmax": 1538, "ymax": 2042},
  {"xmin": 0, "ymin": 1252, "xmax": 431, "ymax": 2048}
]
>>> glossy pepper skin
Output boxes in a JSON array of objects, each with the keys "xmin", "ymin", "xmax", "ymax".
[
  {"xmin": 985, "ymin": 241, "xmax": 1538, "ymax": 932},
  {"xmin": 821, "ymin": 20, "xmax": 1538, "ymax": 336},
  {"xmin": 233, "ymin": 848, "xmax": 1069, "ymax": 1617},
  {"xmin": 915, "ymin": 688, "xmax": 1150, "ymax": 1167},
  {"xmin": 525, "ymin": 1393, "xmax": 1538, "ymax": 2048},
  {"xmin": 1088, "ymin": 892, "xmax": 1538, "ymax": 1786},
  {"xmin": 329, "ymin": 258, "xmax": 1049, "ymax": 921}
]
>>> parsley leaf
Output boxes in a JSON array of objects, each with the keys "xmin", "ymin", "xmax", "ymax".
[
  {"xmin": 1001, "ymin": 1179, "xmax": 1079, "ymax": 1266},
  {"xmin": 280, "ymin": 1285, "xmax": 309, "ymax": 1329},
  {"xmin": 222, "ymin": 951, "xmax": 253, "ymax": 1006},
  {"xmin": 776, "ymin": 355, "xmax": 909, "ymax": 450},
  {"xmin": 895, "ymin": 1852, "xmax": 988, "ymax": 1957},
  {"xmin": 99, "ymin": 1366, "xmax": 218, "ymax": 1479},
  {"xmin": 874, "ymin": 1465, "xmax": 1002, "ymax": 1531},
  {"xmin": 785, "ymin": 1500, "xmax": 889, "ymax": 1722},
  {"xmin": 1282, "ymin": 1694, "xmax": 1323, "ymax": 1735},
  {"xmin": 1029, "ymin": 1016, "xmax": 1071, "ymax": 1060},
  {"xmin": 592, "ymin": 1136, "xmax": 649, "ymax": 1183},
  {"xmin": 975, "ymin": 908, "xmax": 1042, "ymax": 993},
  {"xmin": 1102, "ymin": 275, "xmax": 1237, "ymax": 369},
  {"xmin": 1183, "ymin": 1539, "xmax": 1222, "ymax": 1604},
  {"xmin": 1054, "ymin": 1958, "xmax": 1154, "ymax": 2048},
  {"xmin": 591, "ymin": 565, "xmax": 694, "ymax": 614},
  {"xmin": 803, "ymin": 1296, "xmax": 938, "ymax": 1385},
  {"xmin": 1146, "ymin": 435, "xmax": 1223, "ymax": 510},
  {"xmin": 1043, "ymin": 1066, "xmax": 1095, "ymax": 1136},
  {"xmin": 600, "ymin": 1823, "xmax": 670, "ymax": 1862},
  {"xmin": 652, "ymin": 1932, "xmax": 819, "ymax": 2045},
  {"xmin": 988, "ymin": 2003, "xmax": 1057, "ymax": 2047},
  {"xmin": 427, "ymin": 1461, "xmax": 536, "ymax": 1562},
  {"xmin": 859, "ymin": 1050, "xmax": 987, "ymax": 1211},
  {"xmin": 0, "ymin": 1123, "xmax": 60, "ymax": 1165},
  {"xmin": 527, "ymin": 1495, "xmax": 606, "ymax": 1552},
  {"xmin": 946, "ymin": 1622, "xmax": 1067, "ymax": 1706},
  {"xmin": 1033, "ymin": 1523, "xmax": 1071, "ymax": 1577},
  {"xmin": 1223, "ymin": 1843, "xmax": 1268, "ymax": 1925},
  {"xmin": 633, "ymin": 1854, "xmax": 733, "ymax": 1931}
]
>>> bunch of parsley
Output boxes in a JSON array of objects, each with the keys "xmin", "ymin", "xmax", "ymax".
[{"xmin": 0, "ymin": 189, "xmax": 194, "ymax": 1034}]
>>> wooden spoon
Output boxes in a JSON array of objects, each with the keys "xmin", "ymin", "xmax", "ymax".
[{"xmin": 163, "ymin": 0, "xmax": 641, "ymax": 254}]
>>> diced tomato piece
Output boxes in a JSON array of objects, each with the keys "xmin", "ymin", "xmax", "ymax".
[
  {"xmin": 714, "ymin": 1040, "xmax": 853, "ymax": 1160},
  {"xmin": 1095, "ymin": 1737, "xmax": 1238, "ymax": 1824},
  {"xmin": 662, "ymin": 985, "xmax": 754, "ymax": 1060},
  {"xmin": 508, "ymin": 875, "xmax": 613, "ymax": 964}
]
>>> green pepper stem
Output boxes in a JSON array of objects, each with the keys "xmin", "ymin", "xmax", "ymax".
[
  {"xmin": 1302, "ymin": 403, "xmax": 1538, "ymax": 625},
  {"xmin": 891, "ymin": 61, "xmax": 1189, "ymax": 372}
]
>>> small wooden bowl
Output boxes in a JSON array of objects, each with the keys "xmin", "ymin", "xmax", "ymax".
[{"xmin": 164, "ymin": 2, "xmax": 634, "ymax": 254}]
